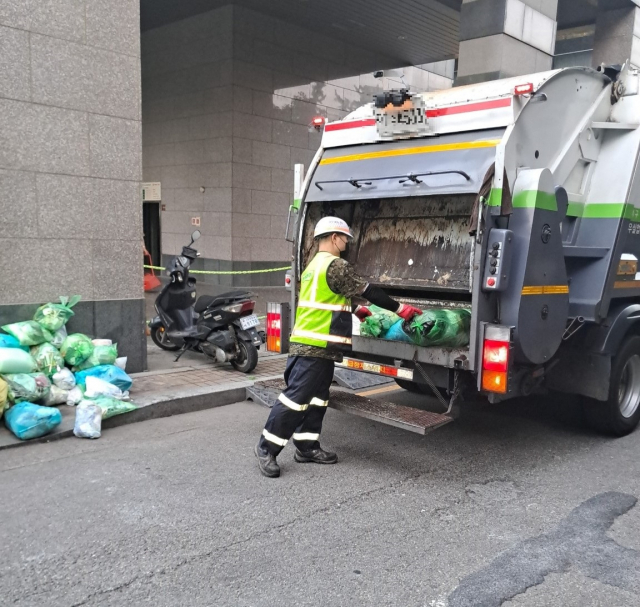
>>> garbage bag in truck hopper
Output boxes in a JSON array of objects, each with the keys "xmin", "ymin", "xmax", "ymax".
[{"xmin": 385, "ymin": 309, "xmax": 472, "ymax": 347}]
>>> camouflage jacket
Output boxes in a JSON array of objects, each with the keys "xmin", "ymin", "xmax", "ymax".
[{"xmin": 289, "ymin": 258, "xmax": 368, "ymax": 362}]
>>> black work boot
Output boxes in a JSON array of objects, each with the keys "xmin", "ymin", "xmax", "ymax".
[
  {"xmin": 255, "ymin": 444, "xmax": 280, "ymax": 478},
  {"xmin": 294, "ymin": 446, "xmax": 338, "ymax": 464}
]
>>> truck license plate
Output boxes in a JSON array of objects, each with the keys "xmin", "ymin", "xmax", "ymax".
[{"xmin": 240, "ymin": 314, "xmax": 259, "ymax": 330}]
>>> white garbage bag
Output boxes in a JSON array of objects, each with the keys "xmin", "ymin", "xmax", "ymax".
[
  {"xmin": 84, "ymin": 376, "xmax": 129, "ymax": 401},
  {"xmin": 73, "ymin": 402, "xmax": 102, "ymax": 439},
  {"xmin": 52, "ymin": 367, "xmax": 76, "ymax": 391}
]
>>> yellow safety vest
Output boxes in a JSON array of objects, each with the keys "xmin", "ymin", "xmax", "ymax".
[{"xmin": 290, "ymin": 252, "xmax": 352, "ymax": 349}]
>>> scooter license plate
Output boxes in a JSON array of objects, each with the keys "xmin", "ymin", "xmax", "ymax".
[{"xmin": 240, "ymin": 314, "xmax": 260, "ymax": 330}]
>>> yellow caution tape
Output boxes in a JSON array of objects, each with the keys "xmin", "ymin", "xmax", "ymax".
[{"xmin": 144, "ymin": 265, "xmax": 291, "ymax": 275}]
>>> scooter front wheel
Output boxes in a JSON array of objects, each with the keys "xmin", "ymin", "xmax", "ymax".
[
  {"xmin": 150, "ymin": 326, "xmax": 181, "ymax": 351},
  {"xmin": 231, "ymin": 340, "xmax": 258, "ymax": 373}
]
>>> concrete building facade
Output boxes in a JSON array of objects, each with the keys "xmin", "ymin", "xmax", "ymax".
[
  {"xmin": 141, "ymin": 5, "xmax": 454, "ymax": 287},
  {"xmin": 0, "ymin": 0, "xmax": 146, "ymax": 371}
]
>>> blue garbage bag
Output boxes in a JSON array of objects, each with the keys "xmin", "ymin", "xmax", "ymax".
[
  {"xmin": 384, "ymin": 320, "xmax": 413, "ymax": 343},
  {"xmin": 74, "ymin": 365, "xmax": 133, "ymax": 392},
  {"xmin": 4, "ymin": 402, "xmax": 62, "ymax": 440},
  {"xmin": 0, "ymin": 334, "xmax": 29, "ymax": 352}
]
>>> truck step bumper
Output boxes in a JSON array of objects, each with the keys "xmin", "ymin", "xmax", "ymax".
[
  {"xmin": 247, "ymin": 379, "xmax": 453, "ymax": 435},
  {"xmin": 328, "ymin": 390, "xmax": 453, "ymax": 435}
]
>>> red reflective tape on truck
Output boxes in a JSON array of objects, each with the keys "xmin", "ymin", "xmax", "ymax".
[
  {"xmin": 324, "ymin": 119, "xmax": 377, "ymax": 132},
  {"xmin": 426, "ymin": 98, "xmax": 512, "ymax": 118}
]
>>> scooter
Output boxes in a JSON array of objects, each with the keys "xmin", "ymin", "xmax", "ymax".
[{"xmin": 148, "ymin": 231, "xmax": 262, "ymax": 373}]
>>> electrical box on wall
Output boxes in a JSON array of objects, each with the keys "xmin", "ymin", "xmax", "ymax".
[
  {"xmin": 142, "ymin": 182, "xmax": 161, "ymax": 201},
  {"xmin": 191, "ymin": 217, "xmax": 201, "ymax": 226}
]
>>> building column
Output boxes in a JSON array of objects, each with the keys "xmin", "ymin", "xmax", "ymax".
[
  {"xmin": 592, "ymin": 4, "xmax": 640, "ymax": 69},
  {"xmin": 456, "ymin": 0, "xmax": 558, "ymax": 85}
]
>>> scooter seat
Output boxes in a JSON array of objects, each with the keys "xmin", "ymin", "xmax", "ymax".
[{"xmin": 194, "ymin": 290, "xmax": 250, "ymax": 313}]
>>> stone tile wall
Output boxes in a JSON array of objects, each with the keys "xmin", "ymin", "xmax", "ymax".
[
  {"xmin": 0, "ymin": 0, "xmax": 146, "ymax": 370},
  {"xmin": 141, "ymin": 6, "xmax": 453, "ymax": 286}
]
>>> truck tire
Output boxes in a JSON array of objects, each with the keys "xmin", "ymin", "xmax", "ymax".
[{"xmin": 585, "ymin": 335, "xmax": 640, "ymax": 436}]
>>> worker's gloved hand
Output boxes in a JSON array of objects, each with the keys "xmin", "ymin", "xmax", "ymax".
[
  {"xmin": 396, "ymin": 304, "xmax": 422, "ymax": 321},
  {"xmin": 354, "ymin": 306, "xmax": 372, "ymax": 321}
]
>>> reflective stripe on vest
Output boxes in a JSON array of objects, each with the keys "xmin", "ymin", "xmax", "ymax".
[
  {"xmin": 291, "ymin": 329, "xmax": 352, "ymax": 344},
  {"xmin": 290, "ymin": 252, "xmax": 352, "ymax": 349}
]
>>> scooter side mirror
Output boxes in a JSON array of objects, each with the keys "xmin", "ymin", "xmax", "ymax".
[{"xmin": 190, "ymin": 230, "xmax": 201, "ymax": 244}]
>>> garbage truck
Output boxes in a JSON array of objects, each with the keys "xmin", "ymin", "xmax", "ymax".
[{"xmin": 282, "ymin": 64, "xmax": 640, "ymax": 437}]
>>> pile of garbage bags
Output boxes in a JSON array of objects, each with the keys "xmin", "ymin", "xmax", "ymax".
[
  {"xmin": 360, "ymin": 305, "xmax": 472, "ymax": 348},
  {"xmin": 0, "ymin": 296, "xmax": 136, "ymax": 441}
]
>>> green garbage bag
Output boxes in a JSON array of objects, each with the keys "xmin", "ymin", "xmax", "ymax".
[
  {"xmin": 30, "ymin": 343, "xmax": 64, "ymax": 377},
  {"xmin": 85, "ymin": 397, "xmax": 136, "ymax": 419},
  {"xmin": 386, "ymin": 308, "xmax": 472, "ymax": 348},
  {"xmin": 3, "ymin": 373, "xmax": 51, "ymax": 403},
  {"xmin": 49, "ymin": 326, "xmax": 68, "ymax": 349},
  {"xmin": 60, "ymin": 334, "xmax": 94, "ymax": 367},
  {"xmin": 33, "ymin": 295, "xmax": 80, "ymax": 332},
  {"xmin": 2, "ymin": 321, "xmax": 53, "ymax": 346},
  {"xmin": 359, "ymin": 305, "xmax": 400, "ymax": 338},
  {"xmin": 0, "ymin": 348, "xmax": 37, "ymax": 374},
  {"xmin": 74, "ymin": 344, "xmax": 118, "ymax": 371}
]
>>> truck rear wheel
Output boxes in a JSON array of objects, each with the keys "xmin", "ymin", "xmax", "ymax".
[{"xmin": 585, "ymin": 336, "xmax": 640, "ymax": 436}]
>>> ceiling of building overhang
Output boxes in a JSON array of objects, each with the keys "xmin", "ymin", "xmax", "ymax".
[
  {"xmin": 140, "ymin": 0, "xmax": 462, "ymax": 66},
  {"xmin": 141, "ymin": 0, "xmax": 610, "ymax": 66}
]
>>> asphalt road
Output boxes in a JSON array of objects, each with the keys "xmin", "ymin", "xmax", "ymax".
[{"xmin": 2, "ymin": 389, "xmax": 640, "ymax": 607}]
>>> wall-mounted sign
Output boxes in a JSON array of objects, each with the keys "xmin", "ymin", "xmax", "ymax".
[{"xmin": 142, "ymin": 182, "xmax": 161, "ymax": 201}]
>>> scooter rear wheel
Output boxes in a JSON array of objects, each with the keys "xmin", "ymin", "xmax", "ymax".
[
  {"xmin": 150, "ymin": 326, "xmax": 181, "ymax": 351},
  {"xmin": 231, "ymin": 340, "xmax": 258, "ymax": 373}
]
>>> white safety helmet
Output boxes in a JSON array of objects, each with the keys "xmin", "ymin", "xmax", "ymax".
[{"xmin": 314, "ymin": 216, "xmax": 353, "ymax": 239}]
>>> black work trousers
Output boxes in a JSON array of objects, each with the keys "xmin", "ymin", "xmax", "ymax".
[{"xmin": 258, "ymin": 355, "xmax": 334, "ymax": 456}]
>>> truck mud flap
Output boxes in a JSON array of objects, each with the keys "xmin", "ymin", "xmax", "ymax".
[{"xmin": 246, "ymin": 379, "xmax": 453, "ymax": 435}]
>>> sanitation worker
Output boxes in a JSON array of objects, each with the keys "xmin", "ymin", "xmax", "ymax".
[{"xmin": 255, "ymin": 216, "xmax": 422, "ymax": 478}]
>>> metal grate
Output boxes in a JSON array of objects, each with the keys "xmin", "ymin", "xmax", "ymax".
[
  {"xmin": 333, "ymin": 368, "xmax": 393, "ymax": 390},
  {"xmin": 329, "ymin": 390, "xmax": 453, "ymax": 435}
]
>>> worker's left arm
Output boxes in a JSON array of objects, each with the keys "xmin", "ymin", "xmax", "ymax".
[{"xmin": 326, "ymin": 259, "xmax": 421, "ymax": 320}]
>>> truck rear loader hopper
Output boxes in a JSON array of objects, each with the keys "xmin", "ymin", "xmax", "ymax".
[{"xmin": 289, "ymin": 65, "xmax": 640, "ymax": 437}]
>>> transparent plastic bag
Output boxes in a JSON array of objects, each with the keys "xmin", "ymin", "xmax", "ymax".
[
  {"xmin": 359, "ymin": 305, "xmax": 401, "ymax": 338},
  {"xmin": 49, "ymin": 326, "xmax": 68, "ymax": 349},
  {"xmin": 87, "ymin": 396, "xmax": 136, "ymax": 419},
  {"xmin": 41, "ymin": 385, "xmax": 69, "ymax": 406},
  {"xmin": 0, "ymin": 348, "xmax": 37, "ymax": 374},
  {"xmin": 0, "ymin": 334, "xmax": 29, "ymax": 352},
  {"xmin": 4, "ymin": 402, "xmax": 62, "ymax": 440},
  {"xmin": 0, "ymin": 377, "xmax": 8, "ymax": 420},
  {"xmin": 75, "ymin": 365, "xmax": 133, "ymax": 392},
  {"xmin": 52, "ymin": 367, "xmax": 76, "ymax": 390},
  {"xmin": 74, "ymin": 344, "xmax": 118, "ymax": 371},
  {"xmin": 30, "ymin": 343, "xmax": 64, "ymax": 377},
  {"xmin": 73, "ymin": 402, "xmax": 102, "ymax": 439},
  {"xmin": 33, "ymin": 295, "xmax": 80, "ymax": 332},
  {"xmin": 1, "ymin": 321, "xmax": 53, "ymax": 346},
  {"xmin": 66, "ymin": 386, "xmax": 84, "ymax": 406},
  {"xmin": 385, "ymin": 309, "xmax": 472, "ymax": 348},
  {"xmin": 61, "ymin": 334, "xmax": 94, "ymax": 366},
  {"xmin": 3, "ymin": 373, "xmax": 51, "ymax": 403},
  {"xmin": 84, "ymin": 376, "xmax": 128, "ymax": 400}
]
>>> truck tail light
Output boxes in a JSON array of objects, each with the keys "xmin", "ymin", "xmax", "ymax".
[
  {"xmin": 266, "ymin": 302, "xmax": 291, "ymax": 353},
  {"xmin": 481, "ymin": 325, "xmax": 511, "ymax": 394}
]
